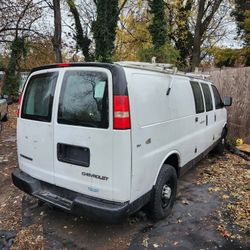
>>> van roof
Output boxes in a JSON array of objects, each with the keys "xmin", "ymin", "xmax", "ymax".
[
  {"xmin": 30, "ymin": 62, "xmax": 116, "ymax": 73},
  {"xmin": 30, "ymin": 62, "xmax": 211, "ymax": 83}
]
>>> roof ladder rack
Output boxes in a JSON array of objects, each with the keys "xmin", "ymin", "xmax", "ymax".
[
  {"xmin": 115, "ymin": 61, "xmax": 210, "ymax": 80},
  {"xmin": 115, "ymin": 61, "xmax": 178, "ymax": 74}
]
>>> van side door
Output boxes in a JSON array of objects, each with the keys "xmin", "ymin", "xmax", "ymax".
[
  {"xmin": 211, "ymin": 85, "xmax": 226, "ymax": 140},
  {"xmin": 200, "ymin": 82, "xmax": 215, "ymax": 148},
  {"xmin": 190, "ymin": 81, "xmax": 207, "ymax": 155}
]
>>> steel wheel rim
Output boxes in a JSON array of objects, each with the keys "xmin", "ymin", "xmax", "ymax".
[{"xmin": 161, "ymin": 182, "xmax": 172, "ymax": 208}]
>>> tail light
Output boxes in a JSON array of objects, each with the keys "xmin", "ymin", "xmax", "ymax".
[
  {"xmin": 113, "ymin": 95, "xmax": 131, "ymax": 129},
  {"xmin": 17, "ymin": 93, "xmax": 23, "ymax": 117}
]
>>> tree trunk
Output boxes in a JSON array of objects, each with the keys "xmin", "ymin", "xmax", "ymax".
[
  {"xmin": 52, "ymin": 0, "xmax": 62, "ymax": 63},
  {"xmin": 190, "ymin": 0, "xmax": 224, "ymax": 71},
  {"xmin": 190, "ymin": 0, "xmax": 205, "ymax": 71},
  {"xmin": 191, "ymin": 39, "xmax": 201, "ymax": 71}
]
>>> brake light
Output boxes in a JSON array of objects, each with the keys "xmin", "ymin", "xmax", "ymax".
[
  {"xmin": 17, "ymin": 93, "xmax": 23, "ymax": 117},
  {"xmin": 113, "ymin": 95, "xmax": 131, "ymax": 129},
  {"xmin": 56, "ymin": 63, "xmax": 71, "ymax": 67}
]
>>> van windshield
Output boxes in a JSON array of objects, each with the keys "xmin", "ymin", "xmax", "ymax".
[
  {"xmin": 58, "ymin": 71, "xmax": 109, "ymax": 129},
  {"xmin": 21, "ymin": 72, "xmax": 58, "ymax": 122}
]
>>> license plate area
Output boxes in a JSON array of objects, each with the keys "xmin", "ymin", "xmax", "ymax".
[{"xmin": 57, "ymin": 143, "xmax": 90, "ymax": 167}]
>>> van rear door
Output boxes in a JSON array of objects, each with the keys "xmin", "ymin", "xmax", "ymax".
[
  {"xmin": 53, "ymin": 68, "xmax": 114, "ymax": 200},
  {"xmin": 18, "ymin": 71, "xmax": 58, "ymax": 183}
]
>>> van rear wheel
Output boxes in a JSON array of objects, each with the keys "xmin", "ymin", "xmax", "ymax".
[{"xmin": 147, "ymin": 164, "xmax": 177, "ymax": 221}]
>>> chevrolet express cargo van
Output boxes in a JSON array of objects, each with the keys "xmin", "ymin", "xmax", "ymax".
[{"xmin": 12, "ymin": 62, "xmax": 232, "ymax": 221}]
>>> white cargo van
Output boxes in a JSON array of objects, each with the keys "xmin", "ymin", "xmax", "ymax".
[{"xmin": 12, "ymin": 62, "xmax": 232, "ymax": 222}]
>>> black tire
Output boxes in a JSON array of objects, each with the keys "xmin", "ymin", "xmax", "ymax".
[
  {"xmin": 213, "ymin": 137, "xmax": 225, "ymax": 154},
  {"xmin": 213, "ymin": 128, "xmax": 227, "ymax": 154},
  {"xmin": 37, "ymin": 200, "xmax": 45, "ymax": 207},
  {"xmin": 146, "ymin": 164, "xmax": 177, "ymax": 221},
  {"xmin": 0, "ymin": 121, "xmax": 2, "ymax": 133}
]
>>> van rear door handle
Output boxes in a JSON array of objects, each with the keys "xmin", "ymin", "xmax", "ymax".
[
  {"xmin": 214, "ymin": 114, "xmax": 216, "ymax": 122},
  {"xmin": 195, "ymin": 117, "xmax": 198, "ymax": 122},
  {"xmin": 206, "ymin": 115, "xmax": 208, "ymax": 126}
]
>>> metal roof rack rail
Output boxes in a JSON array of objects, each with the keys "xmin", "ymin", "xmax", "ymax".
[
  {"xmin": 115, "ymin": 61, "xmax": 178, "ymax": 74},
  {"xmin": 186, "ymin": 72, "xmax": 210, "ymax": 80},
  {"xmin": 115, "ymin": 61, "xmax": 210, "ymax": 80}
]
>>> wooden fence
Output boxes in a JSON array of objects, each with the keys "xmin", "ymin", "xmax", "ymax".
[{"xmin": 206, "ymin": 67, "xmax": 250, "ymax": 143}]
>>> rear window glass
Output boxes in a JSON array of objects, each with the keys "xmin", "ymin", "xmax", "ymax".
[
  {"xmin": 201, "ymin": 83, "xmax": 213, "ymax": 111},
  {"xmin": 21, "ymin": 72, "xmax": 58, "ymax": 122},
  {"xmin": 58, "ymin": 71, "xmax": 109, "ymax": 128},
  {"xmin": 190, "ymin": 81, "xmax": 204, "ymax": 113}
]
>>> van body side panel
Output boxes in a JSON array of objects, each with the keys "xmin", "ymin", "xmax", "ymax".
[
  {"xmin": 126, "ymin": 69, "xmax": 197, "ymax": 202},
  {"xmin": 215, "ymin": 108, "xmax": 227, "ymax": 138}
]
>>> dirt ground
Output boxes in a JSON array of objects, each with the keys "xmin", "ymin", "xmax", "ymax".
[{"xmin": 0, "ymin": 105, "xmax": 249, "ymax": 250}]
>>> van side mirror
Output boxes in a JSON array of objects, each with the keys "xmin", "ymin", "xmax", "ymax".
[{"xmin": 223, "ymin": 96, "xmax": 232, "ymax": 107}]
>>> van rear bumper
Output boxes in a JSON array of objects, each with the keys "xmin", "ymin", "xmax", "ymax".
[{"xmin": 12, "ymin": 169, "xmax": 130, "ymax": 222}]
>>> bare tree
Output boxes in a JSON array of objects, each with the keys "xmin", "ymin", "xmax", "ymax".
[
  {"xmin": 0, "ymin": 0, "xmax": 44, "ymax": 96},
  {"xmin": 190, "ymin": 0, "xmax": 224, "ymax": 71},
  {"xmin": 0, "ymin": 0, "xmax": 43, "ymax": 43}
]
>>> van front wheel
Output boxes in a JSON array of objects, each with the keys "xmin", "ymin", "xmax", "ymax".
[
  {"xmin": 213, "ymin": 128, "xmax": 227, "ymax": 155},
  {"xmin": 147, "ymin": 164, "xmax": 177, "ymax": 221}
]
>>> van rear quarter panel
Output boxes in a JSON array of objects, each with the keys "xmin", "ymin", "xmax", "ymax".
[{"xmin": 125, "ymin": 68, "xmax": 198, "ymax": 202}]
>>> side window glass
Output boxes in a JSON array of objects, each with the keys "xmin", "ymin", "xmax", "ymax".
[
  {"xmin": 201, "ymin": 83, "xmax": 213, "ymax": 111},
  {"xmin": 190, "ymin": 81, "xmax": 205, "ymax": 114},
  {"xmin": 212, "ymin": 85, "xmax": 223, "ymax": 109}
]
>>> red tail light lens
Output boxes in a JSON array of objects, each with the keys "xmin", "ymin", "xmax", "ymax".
[
  {"xmin": 113, "ymin": 95, "xmax": 131, "ymax": 129},
  {"xmin": 56, "ymin": 63, "xmax": 71, "ymax": 67},
  {"xmin": 17, "ymin": 93, "xmax": 23, "ymax": 117}
]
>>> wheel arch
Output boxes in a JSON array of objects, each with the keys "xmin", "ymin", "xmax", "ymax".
[
  {"xmin": 154, "ymin": 151, "xmax": 181, "ymax": 185},
  {"xmin": 223, "ymin": 123, "xmax": 228, "ymax": 137}
]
